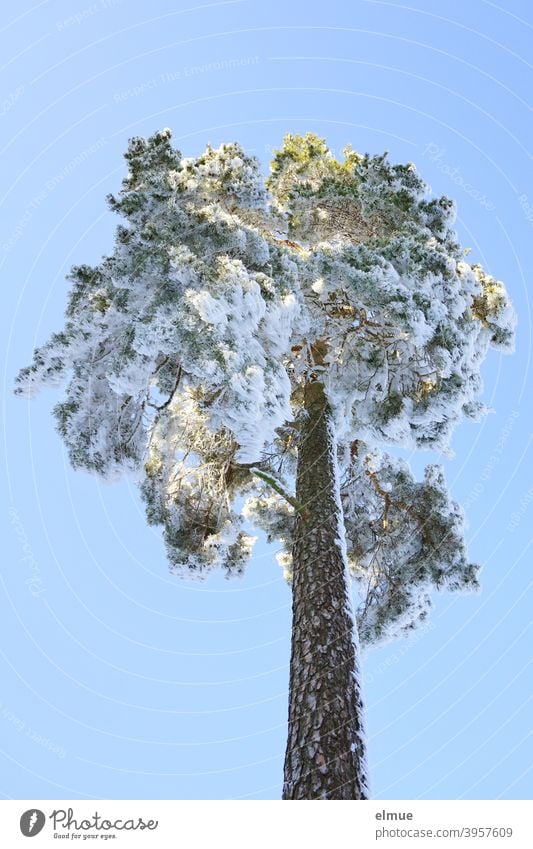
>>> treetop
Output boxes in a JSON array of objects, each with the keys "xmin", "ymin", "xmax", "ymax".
[{"xmin": 15, "ymin": 129, "xmax": 515, "ymax": 644}]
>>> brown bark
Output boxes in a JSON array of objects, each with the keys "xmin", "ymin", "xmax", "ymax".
[{"xmin": 282, "ymin": 353, "xmax": 368, "ymax": 800}]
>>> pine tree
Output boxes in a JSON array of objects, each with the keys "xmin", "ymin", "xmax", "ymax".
[{"xmin": 16, "ymin": 130, "xmax": 515, "ymax": 799}]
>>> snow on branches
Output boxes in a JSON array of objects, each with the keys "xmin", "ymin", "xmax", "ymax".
[
  {"xmin": 16, "ymin": 129, "xmax": 515, "ymax": 644},
  {"xmin": 342, "ymin": 445, "xmax": 478, "ymax": 644}
]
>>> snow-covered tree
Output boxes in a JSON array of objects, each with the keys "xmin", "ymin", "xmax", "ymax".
[{"xmin": 16, "ymin": 130, "xmax": 515, "ymax": 800}]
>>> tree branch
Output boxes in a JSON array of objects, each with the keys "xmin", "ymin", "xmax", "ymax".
[{"xmin": 251, "ymin": 469, "xmax": 308, "ymax": 518}]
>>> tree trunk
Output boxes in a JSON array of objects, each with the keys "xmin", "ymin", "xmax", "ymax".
[{"xmin": 282, "ymin": 366, "xmax": 368, "ymax": 800}]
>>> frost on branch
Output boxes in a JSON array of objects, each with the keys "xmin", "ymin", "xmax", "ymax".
[
  {"xmin": 243, "ymin": 439, "xmax": 479, "ymax": 647},
  {"xmin": 15, "ymin": 130, "xmax": 515, "ymax": 632},
  {"xmin": 142, "ymin": 386, "xmax": 257, "ymax": 575},
  {"xmin": 470, "ymin": 263, "xmax": 515, "ymax": 351},
  {"xmin": 15, "ymin": 130, "xmax": 300, "ymax": 475},
  {"xmin": 268, "ymin": 133, "xmax": 516, "ymax": 453},
  {"xmin": 340, "ymin": 444, "xmax": 478, "ymax": 645},
  {"xmin": 243, "ymin": 481, "xmax": 296, "ymax": 579}
]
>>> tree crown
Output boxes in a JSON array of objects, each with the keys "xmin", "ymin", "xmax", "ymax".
[{"xmin": 16, "ymin": 130, "xmax": 515, "ymax": 645}]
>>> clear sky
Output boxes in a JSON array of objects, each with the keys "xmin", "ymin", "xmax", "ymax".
[{"xmin": 1, "ymin": 0, "xmax": 531, "ymax": 801}]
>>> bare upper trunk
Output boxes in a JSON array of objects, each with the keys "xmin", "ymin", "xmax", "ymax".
[{"xmin": 283, "ymin": 356, "xmax": 368, "ymax": 800}]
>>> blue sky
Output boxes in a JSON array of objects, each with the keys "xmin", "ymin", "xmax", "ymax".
[{"xmin": 1, "ymin": 0, "xmax": 531, "ymax": 800}]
